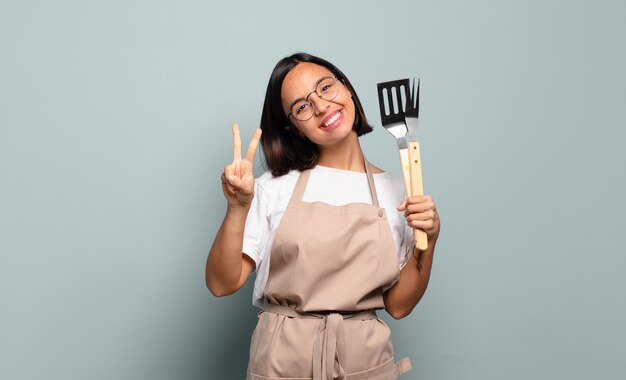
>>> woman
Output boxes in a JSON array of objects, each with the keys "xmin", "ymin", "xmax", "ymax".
[{"xmin": 206, "ymin": 53, "xmax": 440, "ymax": 379}]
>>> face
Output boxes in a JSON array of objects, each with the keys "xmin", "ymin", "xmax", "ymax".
[{"xmin": 281, "ymin": 62, "xmax": 356, "ymax": 147}]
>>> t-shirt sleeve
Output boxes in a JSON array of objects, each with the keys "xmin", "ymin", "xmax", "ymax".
[{"xmin": 242, "ymin": 181, "xmax": 270, "ymax": 271}]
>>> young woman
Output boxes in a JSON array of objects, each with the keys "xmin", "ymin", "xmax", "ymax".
[{"xmin": 206, "ymin": 53, "xmax": 440, "ymax": 379}]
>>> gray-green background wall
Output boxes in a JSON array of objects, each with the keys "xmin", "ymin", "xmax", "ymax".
[{"xmin": 1, "ymin": 0, "xmax": 624, "ymax": 379}]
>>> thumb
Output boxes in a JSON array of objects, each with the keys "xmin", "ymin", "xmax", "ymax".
[
  {"xmin": 397, "ymin": 200, "xmax": 407, "ymax": 211},
  {"xmin": 227, "ymin": 174, "xmax": 243, "ymax": 190}
]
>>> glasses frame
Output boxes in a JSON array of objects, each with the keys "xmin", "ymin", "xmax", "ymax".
[{"xmin": 287, "ymin": 76, "xmax": 340, "ymax": 121}]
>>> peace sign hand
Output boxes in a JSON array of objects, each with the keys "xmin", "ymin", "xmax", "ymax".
[{"xmin": 221, "ymin": 124, "xmax": 262, "ymax": 209}]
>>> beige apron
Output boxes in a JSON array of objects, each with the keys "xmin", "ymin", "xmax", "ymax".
[{"xmin": 247, "ymin": 159, "xmax": 412, "ymax": 380}]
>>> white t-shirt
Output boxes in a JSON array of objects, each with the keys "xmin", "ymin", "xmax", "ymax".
[{"xmin": 243, "ymin": 164, "xmax": 415, "ymax": 308}]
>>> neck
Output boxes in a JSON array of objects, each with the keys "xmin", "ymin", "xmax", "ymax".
[{"xmin": 317, "ymin": 132, "xmax": 366, "ymax": 172}]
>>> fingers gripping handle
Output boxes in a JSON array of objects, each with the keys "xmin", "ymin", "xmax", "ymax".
[{"xmin": 408, "ymin": 141, "xmax": 429, "ymax": 251}]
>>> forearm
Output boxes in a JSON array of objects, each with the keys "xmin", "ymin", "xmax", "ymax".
[
  {"xmin": 383, "ymin": 236, "xmax": 436, "ymax": 319},
  {"xmin": 206, "ymin": 206, "xmax": 249, "ymax": 295}
]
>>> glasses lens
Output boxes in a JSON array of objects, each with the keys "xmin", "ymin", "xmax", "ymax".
[
  {"xmin": 289, "ymin": 77, "xmax": 339, "ymax": 121},
  {"xmin": 317, "ymin": 77, "xmax": 338, "ymax": 100},
  {"xmin": 291, "ymin": 100, "xmax": 313, "ymax": 121}
]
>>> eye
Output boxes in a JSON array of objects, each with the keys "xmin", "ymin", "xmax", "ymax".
[
  {"xmin": 319, "ymin": 82, "xmax": 335, "ymax": 95},
  {"xmin": 295, "ymin": 101, "xmax": 310, "ymax": 114}
]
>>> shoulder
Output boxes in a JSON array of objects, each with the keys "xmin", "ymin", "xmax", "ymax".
[
  {"xmin": 255, "ymin": 168, "xmax": 299, "ymax": 194},
  {"xmin": 367, "ymin": 161, "xmax": 400, "ymax": 183},
  {"xmin": 369, "ymin": 163, "xmax": 385, "ymax": 174},
  {"xmin": 369, "ymin": 165, "xmax": 406, "ymax": 202}
]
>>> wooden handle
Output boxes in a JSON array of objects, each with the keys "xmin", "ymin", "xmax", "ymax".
[
  {"xmin": 398, "ymin": 148, "xmax": 411, "ymax": 198},
  {"xmin": 408, "ymin": 141, "xmax": 428, "ymax": 251}
]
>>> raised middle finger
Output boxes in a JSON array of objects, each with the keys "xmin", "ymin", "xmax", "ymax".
[{"xmin": 244, "ymin": 128, "xmax": 262, "ymax": 162}]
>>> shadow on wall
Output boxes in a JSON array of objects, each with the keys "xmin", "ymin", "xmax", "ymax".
[
  {"xmin": 132, "ymin": 279, "xmax": 258, "ymax": 380},
  {"xmin": 197, "ymin": 280, "xmax": 259, "ymax": 379}
]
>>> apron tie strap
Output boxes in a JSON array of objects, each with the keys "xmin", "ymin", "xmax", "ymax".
[
  {"xmin": 314, "ymin": 313, "xmax": 346, "ymax": 380},
  {"xmin": 263, "ymin": 303, "xmax": 376, "ymax": 380}
]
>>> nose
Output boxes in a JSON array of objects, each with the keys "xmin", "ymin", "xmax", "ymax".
[{"xmin": 309, "ymin": 93, "xmax": 331, "ymax": 115}]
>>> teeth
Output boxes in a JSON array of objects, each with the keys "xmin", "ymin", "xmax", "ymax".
[{"xmin": 323, "ymin": 112, "xmax": 341, "ymax": 128}]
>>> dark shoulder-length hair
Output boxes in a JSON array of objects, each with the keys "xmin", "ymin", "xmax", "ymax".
[{"xmin": 259, "ymin": 52, "xmax": 373, "ymax": 177}]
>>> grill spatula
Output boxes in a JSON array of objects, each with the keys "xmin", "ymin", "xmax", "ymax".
[
  {"xmin": 377, "ymin": 79, "xmax": 411, "ymax": 198},
  {"xmin": 378, "ymin": 79, "xmax": 428, "ymax": 249}
]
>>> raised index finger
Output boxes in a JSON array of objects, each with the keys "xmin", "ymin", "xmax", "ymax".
[
  {"xmin": 232, "ymin": 123, "xmax": 242, "ymax": 161},
  {"xmin": 244, "ymin": 128, "xmax": 263, "ymax": 162}
]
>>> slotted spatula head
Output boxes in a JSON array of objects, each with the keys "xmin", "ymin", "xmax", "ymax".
[{"xmin": 377, "ymin": 78, "xmax": 410, "ymax": 149}]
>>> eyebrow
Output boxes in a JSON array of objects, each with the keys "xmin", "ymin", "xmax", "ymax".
[{"xmin": 288, "ymin": 76, "xmax": 333, "ymax": 110}]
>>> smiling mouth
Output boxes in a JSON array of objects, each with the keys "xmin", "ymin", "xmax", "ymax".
[{"xmin": 321, "ymin": 110, "xmax": 342, "ymax": 129}]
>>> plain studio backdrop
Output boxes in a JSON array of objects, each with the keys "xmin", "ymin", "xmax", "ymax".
[{"xmin": 1, "ymin": 0, "xmax": 625, "ymax": 379}]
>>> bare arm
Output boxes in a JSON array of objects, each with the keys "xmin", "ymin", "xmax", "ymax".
[
  {"xmin": 206, "ymin": 207, "xmax": 256, "ymax": 296},
  {"xmin": 384, "ymin": 195, "xmax": 440, "ymax": 319},
  {"xmin": 205, "ymin": 124, "xmax": 262, "ymax": 297}
]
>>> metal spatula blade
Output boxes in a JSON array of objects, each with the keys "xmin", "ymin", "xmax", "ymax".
[{"xmin": 377, "ymin": 79, "xmax": 410, "ymax": 150}]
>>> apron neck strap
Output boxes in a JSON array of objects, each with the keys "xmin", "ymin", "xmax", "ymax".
[
  {"xmin": 289, "ymin": 168, "xmax": 311, "ymax": 205},
  {"xmin": 364, "ymin": 158, "xmax": 380, "ymax": 207}
]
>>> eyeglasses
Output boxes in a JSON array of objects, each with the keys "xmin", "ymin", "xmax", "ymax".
[{"xmin": 287, "ymin": 77, "xmax": 340, "ymax": 121}]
